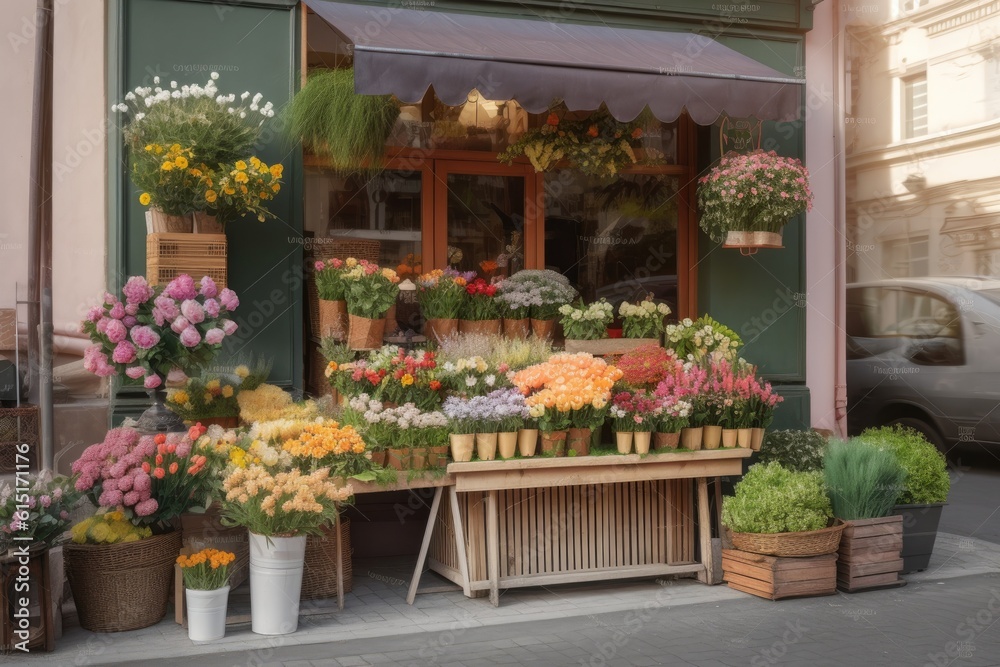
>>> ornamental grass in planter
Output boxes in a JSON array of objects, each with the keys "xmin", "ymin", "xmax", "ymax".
[
  {"xmin": 824, "ymin": 438, "xmax": 907, "ymax": 592},
  {"xmin": 858, "ymin": 425, "xmax": 951, "ymax": 573}
]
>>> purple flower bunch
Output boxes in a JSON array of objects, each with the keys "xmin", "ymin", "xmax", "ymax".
[
  {"xmin": 81, "ymin": 274, "xmax": 239, "ymax": 387},
  {"xmin": 488, "ymin": 388, "xmax": 529, "ymax": 431},
  {"xmin": 443, "ymin": 388, "xmax": 527, "ymax": 433}
]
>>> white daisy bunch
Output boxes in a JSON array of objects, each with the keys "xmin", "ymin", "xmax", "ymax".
[
  {"xmin": 619, "ymin": 299, "xmax": 671, "ymax": 339},
  {"xmin": 559, "ymin": 300, "xmax": 615, "ymax": 340}
]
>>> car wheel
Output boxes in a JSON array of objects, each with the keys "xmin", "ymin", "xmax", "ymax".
[{"xmin": 888, "ymin": 417, "xmax": 950, "ymax": 456}]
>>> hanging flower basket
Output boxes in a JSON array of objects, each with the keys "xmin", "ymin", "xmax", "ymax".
[{"xmin": 722, "ymin": 230, "xmax": 784, "ymax": 255}]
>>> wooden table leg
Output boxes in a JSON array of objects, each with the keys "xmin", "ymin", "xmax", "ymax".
[
  {"xmin": 406, "ymin": 486, "xmax": 443, "ymax": 605},
  {"xmin": 335, "ymin": 510, "xmax": 345, "ymax": 610},
  {"xmin": 487, "ymin": 490, "xmax": 500, "ymax": 607},
  {"xmin": 449, "ymin": 487, "xmax": 473, "ymax": 598},
  {"xmin": 696, "ymin": 477, "xmax": 714, "ymax": 585}
]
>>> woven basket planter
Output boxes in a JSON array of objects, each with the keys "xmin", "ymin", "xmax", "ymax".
[
  {"xmin": 301, "ymin": 519, "xmax": 353, "ymax": 600},
  {"xmin": 730, "ymin": 520, "xmax": 845, "ymax": 558},
  {"xmin": 65, "ymin": 531, "xmax": 182, "ymax": 632}
]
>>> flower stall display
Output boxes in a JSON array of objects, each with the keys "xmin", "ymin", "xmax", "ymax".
[
  {"xmin": 114, "ymin": 73, "xmax": 282, "ymax": 232},
  {"xmin": 619, "ymin": 298, "xmax": 672, "ymax": 339},
  {"xmin": 417, "ymin": 269, "xmax": 470, "ymax": 341},
  {"xmin": 443, "ymin": 394, "xmax": 501, "ymax": 461},
  {"xmin": 655, "ymin": 361, "xmax": 709, "ymax": 449},
  {"xmin": 314, "ymin": 257, "xmax": 349, "ymax": 340},
  {"xmin": 663, "ymin": 315, "xmax": 741, "ymax": 363},
  {"xmin": 66, "ymin": 425, "xmax": 213, "ymax": 633},
  {"xmin": 353, "ymin": 346, "xmax": 441, "ymax": 410},
  {"xmin": 496, "ymin": 275, "xmax": 538, "ymax": 339},
  {"xmin": 697, "ymin": 149, "xmax": 814, "ymax": 252},
  {"xmin": 0, "ymin": 472, "xmax": 81, "ymax": 554},
  {"xmin": 342, "ymin": 259, "xmax": 401, "ymax": 350},
  {"xmin": 496, "ymin": 270, "xmax": 577, "ymax": 339},
  {"xmin": 609, "ymin": 391, "xmax": 660, "ymax": 455},
  {"xmin": 177, "ymin": 548, "xmax": 236, "ymax": 641},
  {"xmin": 653, "ymin": 398, "xmax": 692, "ymax": 451},
  {"xmin": 81, "ymin": 274, "xmax": 240, "ymax": 433},
  {"xmin": 344, "ymin": 395, "xmax": 450, "ymax": 469},
  {"xmin": 459, "ymin": 278, "xmax": 502, "ymax": 336},
  {"xmin": 437, "ymin": 355, "xmax": 510, "ymax": 397},
  {"xmin": 498, "ymin": 109, "xmax": 646, "ymax": 178},
  {"xmin": 221, "ymin": 465, "xmax": 353, "ymax": 635},
  {"xmin": 559, "ymin": 300, "xmax": 615, "ymax": 341},
  {"xmin": 166, "ymin": 360, "xmax": 270, "ymax": 427}
]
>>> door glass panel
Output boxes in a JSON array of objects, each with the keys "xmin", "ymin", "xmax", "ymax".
[
  {"xmin": 306, "ymin": 168, "xmax": 423, "ymax": 278},
  {"xmin": 543, "ymin": 171, "xmax": 679, "ymax": 313},
  {"xmin": 445, "ymin": 173, "xmax": 525, "ymax": 278}
]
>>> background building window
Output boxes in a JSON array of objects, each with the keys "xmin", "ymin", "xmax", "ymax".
[
  {"xmin": 902, "ymin": 74, "xmax": 928, "ymax": 139},
  {"xmin": 883, "ymin": 236, "xmax": 929, "ymax": 278}
]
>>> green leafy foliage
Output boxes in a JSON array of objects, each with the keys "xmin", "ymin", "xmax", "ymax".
[
  {"xmin": 823, "ymin": 438, "xmax": 906, "ymax": 520},
  {"xmin": 289, "ymin": 68, "xmax": 400, "ymax": 172},
  {"xmin": 722, "ymin": 462, "xmax": 832, "ymax": 534},
  {"xmin": 757, "ymin": 429, "xmax": 827, "ymax": 472},
  {"xmin": 857, "ymin": 425, "xmax": 950, "ymax": 504}
]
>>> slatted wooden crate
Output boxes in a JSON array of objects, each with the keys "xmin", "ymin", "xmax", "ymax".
[
  {"xmin": 1, "ymin": 546, "xmax": 54, "ymax": 653},
  {"xmin": 429, "ymin": 480, "xmax": 696, "ymax": 594},
  {"xmin": 837, "ymin": 516, "xmax": 905, "ymax": 592},
  {"xmin": 146, "ymin": 233, "xmax": 227, "ymax": 288},
  {"xmin": 564, "ymin": 338, "xmax": 660, "ymax": 356},
  {"xmin": 722, "ymin": 549, "xmax": 837, "ymax": 600}
]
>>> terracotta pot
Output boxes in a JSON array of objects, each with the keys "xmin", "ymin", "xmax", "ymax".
[
  {"xmin": 503, "ymin": 318, "xmax": 530, "ymax": 340},
  {"xmin": 347, "ymin": 314, "xmax": 385, "ymax": 350},
  {"xmin": 384, "ymin": 303, "xmax": 398, "ymax": 334},
  {"xmin": 427, "ymin": 445, "xmax": 450, "ymax": 467},
  {"xmin": 634, "ymin": 431, "xmax": 652, "ymax": 455},
  {"xmin": 530, "ymin": 318, "xmax": 556, "ymax": 340},
  {"xmin": 337, "ymin": 392, "xmax": 348, "ymax": 407},
  {"xmin": 318, "ymin": 299, "xmax": 348, "ymax": 340},
  {"xmin": 370, "ymin": 451, "xmax": 386, "ymax": 467},
  {"xmin": 567, "ymin": 427, "xmax": 591, "ymax": 456},
  {"xmin": 518, "ymin": 429, "xmax": 538, "ymax": 457},
  {"xmin": 540, "ymin": 430, "xmax": 567, "ymax": 456},
  {"xmin": 497, "ymin": 432, "xmax": 518, "ymax": 459},
  {"xmin": 475, "ymin": 432, "xmax": 498, "ymax": 461},
  {"xmin": 410, "ymin": 446, "xmax": 428, "ymax": 470},
  {"xmin": 195, "ymin": 416, "xmax": 239, "ymax": 429},
  {"xmin": 616, "ymin": 431, "xmax": 634, "ymax": 454},
  {"xmin": 721, "ymin": 428, "xmax": 738, "ymax": 448},
  {"xmin": 702, "ymin": 425, "xmax": 723, "ymax": 450},
  {"xmin": 460, "ymin": 319, "xmax": 501, "ymax": 336},
  {"xmin": 654, "ymin": 431, "xmax": 680, "ymax": 451},
  {"xmin": 424, "ymin": 318, "xmax": 458, "ymax": 342},
  {"xmin": 737, "ymin": 428, "xmax": 752, "ymax": 448},
  {"xmin": 386, "ymin": 448, "xmax": 410, "ymax": 470},
  {"xmin": 751, "ymin": 427, "xmax": 766, "ymax": 451},
  {"xmin": 680, "ymin": 427, "xmax": 703, "ymax": 450},
  {"xmin": 450, "ymin": 433, "xmax": 474, "ymax": 462}
]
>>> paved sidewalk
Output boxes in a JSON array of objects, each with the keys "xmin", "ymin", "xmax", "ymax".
[{"xmin": 22, "ymin": 532, "xmax": 1000, "ymax": 667}]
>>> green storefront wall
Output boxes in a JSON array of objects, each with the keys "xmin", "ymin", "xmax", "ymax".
[{"xmin": 108, "ymin": 0, "xmax": 813, "ymax": 429}]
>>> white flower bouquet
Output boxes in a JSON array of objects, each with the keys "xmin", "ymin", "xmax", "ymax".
[
  {"xmin": 619, "ymin": 299, "xmax": 672, "ymax": 339},
  {"xmin": 559, "ymin": 300, "xmax": 615, "ymax": 340}
]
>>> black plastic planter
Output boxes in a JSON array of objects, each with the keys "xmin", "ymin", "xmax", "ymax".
[{"xmin": 892, "ymin": 503, "xmax": 946, "ymax": 574}]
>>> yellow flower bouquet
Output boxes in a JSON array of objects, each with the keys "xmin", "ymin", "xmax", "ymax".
[
  {"xmin": 70, "ymin": 510, "xmax": 153, "ymax": 545},
  {"xmin": 220, "ymin": 466, "xmax": 353, "ymax": 537},
  {"xmin": 281, "ymin": 420, "xmax": 370, "ymax": 478}
]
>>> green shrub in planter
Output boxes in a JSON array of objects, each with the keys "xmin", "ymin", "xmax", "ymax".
[
  {"xmin": 858, "ymin": 425, "xmax": 950, "ymax": 504},
  {"xmin": 757, "ymin": 429, "xmax": 827, "ymax": 473},
  {"xmin": 823, "ymin": 438, "xmax": 906, "ymax": 520},
  {"xmin": 722, "ymin": 462, "xmax": 833, "ymax": 534}
]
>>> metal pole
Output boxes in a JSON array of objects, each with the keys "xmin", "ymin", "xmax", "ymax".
[{"xmin": 28, "ymin": 0, "xmax": 55, "ymax": 470}]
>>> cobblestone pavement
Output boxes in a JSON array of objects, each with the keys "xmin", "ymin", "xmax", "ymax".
[{"xmin": 22, "ymin": 533, "xmax": 1000, "ymax": 667}]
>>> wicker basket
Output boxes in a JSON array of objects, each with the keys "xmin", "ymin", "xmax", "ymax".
[
  {"xmin": 65, "ymin": 531, "xmax": 182, "ymax": 632},
  {"xmin": 307, "ymin": 237, "xmax": 380, "ymax": 263},
  {"xmin": 301, "ymin": 518, "xmax": 353, "ymax": 600},
  {"xmin": 147, "ymin": 233, "xmax": 227, "ymax": 288},
  {"xmin": 729, "ymin": 520, "xmax": 846, "ymax": 558}
]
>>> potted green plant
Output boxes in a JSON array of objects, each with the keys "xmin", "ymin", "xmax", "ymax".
[
  {"xmin": 824, "ymin": 438, "xmax": 907, "ymax": 591},
  {"xmin": 757, "ymin": 429, "xmax": 827, "ymax": 472},
  {"xmin": 289, "ymin": 68, "xmax": 400, "ymax": 172},
  {"xmin": 342, "ymin": 259, "xmax": 401, "ymax": 350},
  {"xmin": 722, "ymin": 462, "xmax": 842, "ymax": 557},
  {"xmin": 858, "ymin": 425, "xmax": 951, "ymax": 573},
  {"xmin": 697, "ymin": 149, "xmax": 814, "ymax": 253}
]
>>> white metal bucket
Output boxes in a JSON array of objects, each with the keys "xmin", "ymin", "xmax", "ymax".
[{"xmin": 249, "ymin": 533, "xmax": 306, "ymax": 635}]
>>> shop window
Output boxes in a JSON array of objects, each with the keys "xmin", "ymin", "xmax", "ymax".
[
  {"xmin": 902, "ymin": 74, "xmax": 928, "ymax": 139},
  {"xmin": 442, "ymin": 172, "xmax": 526, "ymax": 277},
  {"xmin": 543, "ymin": 172, "xmax": 680, "ymax": 313}
]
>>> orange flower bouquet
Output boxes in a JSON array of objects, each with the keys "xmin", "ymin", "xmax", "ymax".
[
  {"xmin": 512, "ymin": 353, "xmax": 623, "ymax": 431},
  {"xmin": 177, "ymin": 548, "xmax": 236, "ymax": 590},
  {"xmin": 281, "ymin": 420, "xmax": 371, "ymax": 478}
]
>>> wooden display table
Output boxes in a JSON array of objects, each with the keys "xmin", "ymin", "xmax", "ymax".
[{"xmin": 408, "ymin": 449, "xmax": 751, "ymax": 606}]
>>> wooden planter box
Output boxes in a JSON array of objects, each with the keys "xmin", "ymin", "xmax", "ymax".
[
  {"xmin": 837, "ymin": 516, "xmax": 904, "ymax": 593},
  {"xmin": 722, "ymin": 548, "xmax": 837, "ymax": 600},
  {"xmin": 563, "ymin": 338, "xmax": 660, "ymax": 356}
]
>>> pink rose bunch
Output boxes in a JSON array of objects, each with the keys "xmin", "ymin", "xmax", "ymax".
[
  {"xmin": 71, "ymin": 426, "xmax": 212, "ymax": 525},
  {"xmin": 81, "ymin": 274, "xmax": 240, "ymax": 385}
]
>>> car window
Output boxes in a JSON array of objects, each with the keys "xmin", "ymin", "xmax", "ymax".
[{"xmin": 890, "ymin": 289, "xmax": 961, "ymax": 338}]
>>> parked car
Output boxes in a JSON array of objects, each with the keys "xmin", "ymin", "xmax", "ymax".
[{"xmin": 846, "ymin": 277, "xmax": 1000, "ymax": 453}]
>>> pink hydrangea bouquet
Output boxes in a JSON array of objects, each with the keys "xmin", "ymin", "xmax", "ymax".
[
  {"xmin": 81, "ymin": 274, "xmax": 239, "ymax": 388},
  {"xmin": 72, "ymin": 424, "xmax": 212, "ymax": 528}
]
